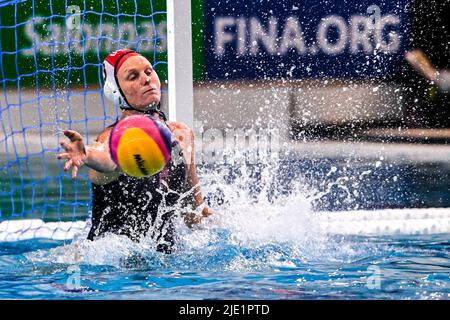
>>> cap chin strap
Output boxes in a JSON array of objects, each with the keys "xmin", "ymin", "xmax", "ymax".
[{"xmin": 120, "ymin": 102, "xmax": 167, "ymax": 121}]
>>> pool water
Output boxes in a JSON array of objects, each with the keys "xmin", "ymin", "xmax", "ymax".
[
  {"xmin": 0, "ymin": 234, "xmax": 448, "ymax": 299},
  {"xmin": 0, "ymin": 148, "xmax": 449, "ymax": 299}
]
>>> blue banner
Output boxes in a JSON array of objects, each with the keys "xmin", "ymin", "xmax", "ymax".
[{"xmin": 205, "ymin": 0, "xmax": 410, "ymax": 80}]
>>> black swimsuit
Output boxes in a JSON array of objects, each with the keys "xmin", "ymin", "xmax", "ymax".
[{"xmin": 87, "ymin": 119, "xmax": 190, "ymax": 253}]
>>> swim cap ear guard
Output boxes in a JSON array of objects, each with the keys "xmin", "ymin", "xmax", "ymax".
[{"xmin": 103, "ymin": 62, "xmax": 126, "ymax": 108}]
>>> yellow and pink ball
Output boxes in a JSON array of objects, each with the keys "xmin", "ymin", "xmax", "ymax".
[{"xmin": 109, "ymin": 115, "xmax": 172, "ymax": 177}]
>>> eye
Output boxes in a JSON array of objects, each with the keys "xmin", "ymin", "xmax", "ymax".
[
  {"xmin": 127, "ymin": 72, "xmax": 138, "ymax": 80},
  {"xmin": 145, "ymin": 69, "xmax": 153, "ymax": 76}
]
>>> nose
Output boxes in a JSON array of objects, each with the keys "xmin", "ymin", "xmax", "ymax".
[{"xmin": 143, "ymin": 73, "xmax": 151, "ymax": 85}]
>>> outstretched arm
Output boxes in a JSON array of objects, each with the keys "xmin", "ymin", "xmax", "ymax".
[{"xmin": 57, "ymin": 129, "xmax": 117, "ymax": 179}]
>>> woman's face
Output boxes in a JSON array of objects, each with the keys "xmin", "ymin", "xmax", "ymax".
[{"xmin": 116, "ymin": 55, "xmax": 161, "ymax": 110}]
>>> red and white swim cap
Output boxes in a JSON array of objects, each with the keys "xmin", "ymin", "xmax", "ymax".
[{"xmin": 102, "ymin": 49, "xmax": 141, "ymax": 109}]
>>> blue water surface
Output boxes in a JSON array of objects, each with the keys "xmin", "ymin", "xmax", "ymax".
[
  {"xmin": 0, "ymin": 153, "xmax": 449, "ymax": 300},
  {"xmin": 0, "ymin": 232, "xmax": 448, "ymax": 300}
]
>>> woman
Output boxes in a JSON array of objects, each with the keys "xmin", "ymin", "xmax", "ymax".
[{"xmin": 57, "ymin": 49, "xmax": 211, "ymax": 253}]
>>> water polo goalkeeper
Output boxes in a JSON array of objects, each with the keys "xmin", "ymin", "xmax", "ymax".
[{"xmin": 56, "ymin": 49, "xmax": 211, "ymax": 253}]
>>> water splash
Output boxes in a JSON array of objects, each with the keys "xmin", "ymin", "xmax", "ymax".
[{"xmin": 25, "ymin": 154, "xmax": 386, "ymax": 272}]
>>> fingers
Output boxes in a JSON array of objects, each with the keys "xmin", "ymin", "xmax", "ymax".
[
  {"xmin": 57, "ymin": 152, "xmax": 70, "ymax": 160},
  {"xmin": 63, "ymin": 129, "xmax": 82, "ymax": 141},
  {"xmin": 58, "ymin": 130, "xmax": 85, "ymax": 180},
  {"xmin": 72, "ymin": 165, "xmax": 79, "ymax": 180},
  {"xmin": 202, "ymin": 207, "xmax": 213, "ymax": 218},
  {"xmin": 167, "ymin": 122, "xmax": 185, "ymax": 132},
  {"xmin": 64, "ymin": 159, "xmax": 73, "ymax": 172},
  {"xmin": 63, "ymin": 130, "xmax": 75, "ymax": 140},
  {"xmin": 167, "ymin": 121, "xmax": 189, "ymax": 130},
  {"xmin": 62, "ymin": 158, "xmax": 83, "ymax": 179},
  {"xmin": 60, "ymin": 141, "xmax": 70, "ymax": 151}
]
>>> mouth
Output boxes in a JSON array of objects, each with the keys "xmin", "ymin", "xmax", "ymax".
[
  {"xmin": 143, "ymin": 88, "xmax": 157, "ymax": 95},
  {"xmin": 142, "ymin": 88, "xmax": 158, "ymax": 96}
]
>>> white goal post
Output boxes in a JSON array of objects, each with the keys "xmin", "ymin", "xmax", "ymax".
[{"xmin": 167, "ymin": 0, "xmax": 194, "ymax": 128}]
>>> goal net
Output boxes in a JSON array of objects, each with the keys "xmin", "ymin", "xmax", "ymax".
[{"xmin": 0, "ymin": 0, "xmax": 168, "ymax": 239}]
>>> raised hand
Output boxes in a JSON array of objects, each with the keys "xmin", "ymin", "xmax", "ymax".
[
  {"xmin": 57, "ymin": 130, "xmax": 87, "ymax": 179},
  {"xmin": 166, "ymin": 121, "xmax": 194, "ymax": 165}
]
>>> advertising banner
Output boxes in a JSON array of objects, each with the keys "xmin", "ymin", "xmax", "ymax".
[{"xmin": 205, "ymin": 0, "xmax": 410, "ymax": 80}]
